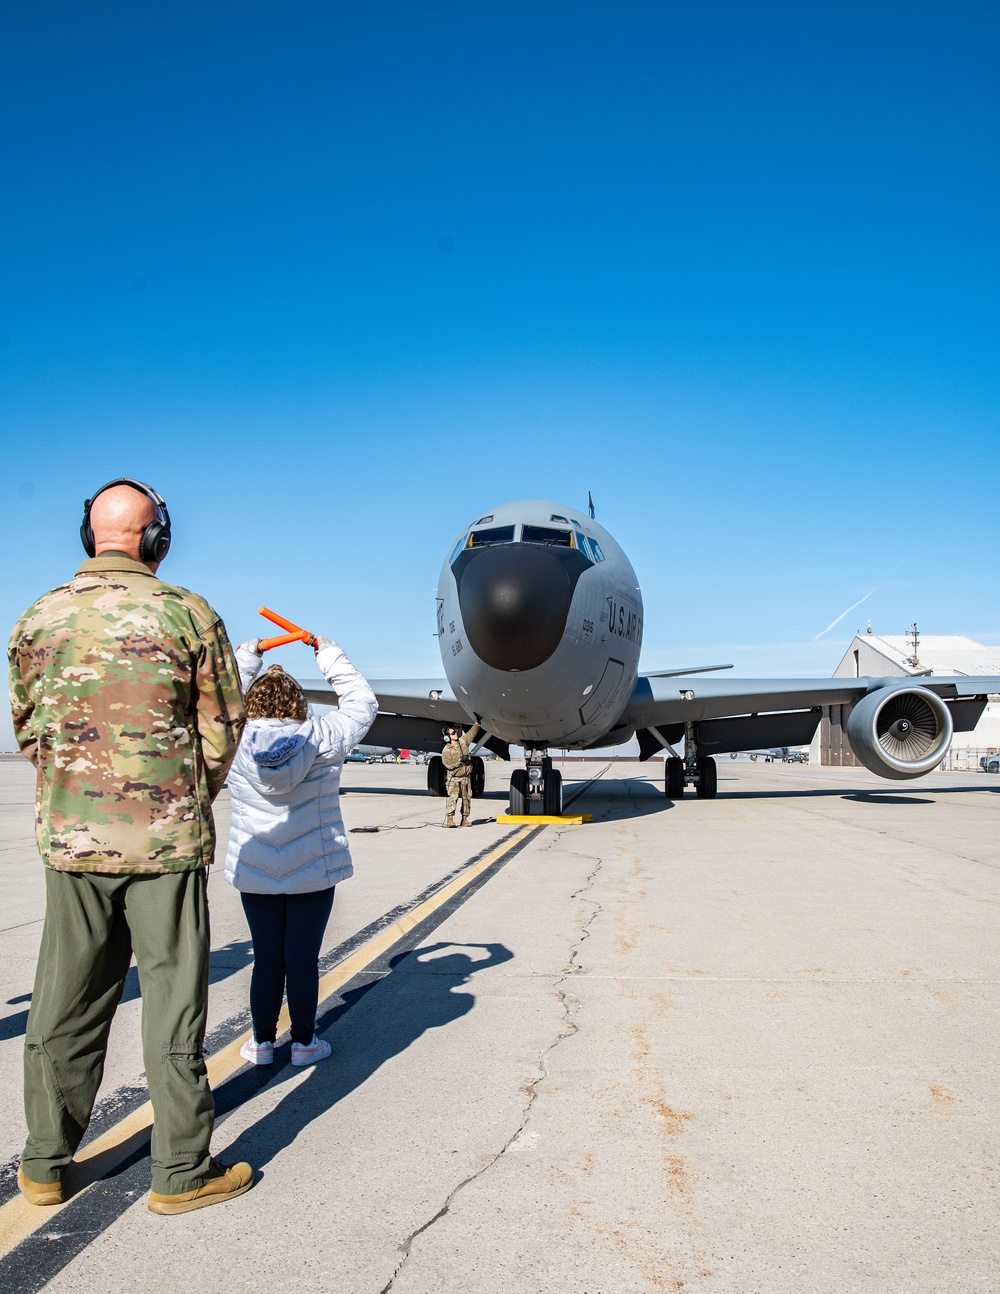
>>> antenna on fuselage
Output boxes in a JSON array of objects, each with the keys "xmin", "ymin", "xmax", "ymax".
[{"xmin": 587, "ymin": 491, "xmax": 595, "ymax": 519}]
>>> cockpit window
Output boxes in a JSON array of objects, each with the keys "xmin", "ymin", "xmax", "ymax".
[
  {"xmin": 469, "ymin": 525, "xmax": 515, "ymax": 547},
  {"xmin": 450, "ymin": 526, "xmax": 516, "ymax": 564},
  {"xmin": 589, "ymin": 539, "xmax": 605, "ymax": 562},
  {"xmin": 574, "ymin": 531, "xmax": 595, "ymax": 563},
  {"xmin": 521, "ymin": 525, "xmax": 572, "ymax": 547}
]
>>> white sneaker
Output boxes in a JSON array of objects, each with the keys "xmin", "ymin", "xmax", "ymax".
[
  {"xmin": 240, "ymin": 1037, "xmax": 274, "ymax": 1066},
  {"xmin": 290, "ymin": 1035, "xmax": 331, "ymax": 1066}
]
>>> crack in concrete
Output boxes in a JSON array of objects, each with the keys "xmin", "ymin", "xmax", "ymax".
[{"xmin": 377, "ymin": 848, "xmax": 605, "ymax": 1294}]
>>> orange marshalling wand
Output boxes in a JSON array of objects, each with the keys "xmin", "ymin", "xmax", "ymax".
[{"xmin": 258, "ymin": 606, "xmax": 316, "ymax": 651}]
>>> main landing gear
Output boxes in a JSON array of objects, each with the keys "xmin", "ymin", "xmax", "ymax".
[
  {"xmin": 664, "ymin": 723, "xmax": 718, "ymax": 800},
  {"xmin": 509, "ymin": 747, "xmax": 562, "ymax": 816}
]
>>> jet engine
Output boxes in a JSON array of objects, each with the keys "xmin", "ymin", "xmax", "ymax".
[{"xmin": 845, "ymin": 686, "xmax": 953, "ymax": 780}]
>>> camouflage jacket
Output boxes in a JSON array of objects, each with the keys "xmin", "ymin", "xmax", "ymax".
[
  {"xmin": 8, "ymin": 553, "xmax": 245, "ymax": 875},
  {"xmin": 442, "ymin": 722, "xmax": 482, "ymax": 775}
]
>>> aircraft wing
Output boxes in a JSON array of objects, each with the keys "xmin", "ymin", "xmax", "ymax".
[
  {"xmin": 627, "ymin": 673, "xmax": 1000, "ymax": 759},
  {"xmin": 297, "ymin": 677, "xmax": 503, "ymax": 756}
]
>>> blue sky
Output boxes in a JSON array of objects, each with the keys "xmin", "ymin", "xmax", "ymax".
[{"xmin": 2, "ymin": 2, "xmax": 998, "ymax": 748}]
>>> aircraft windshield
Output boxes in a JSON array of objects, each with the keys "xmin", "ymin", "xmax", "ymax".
[
  {"xmin": 469, "ymin": 525, "xmax": 515, "ymax": 547},
  {"xmin": 450, "ymin": 525, "xmax": 517, "ymax": 564},
  {"xmin": 521, "ymin": 525, "xmax": 573, "ymax": 547}
]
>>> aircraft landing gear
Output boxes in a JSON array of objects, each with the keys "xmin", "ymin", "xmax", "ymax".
[
  {"xmin": 508, "ymin": 746, "xmax": 561, "ymax": 815},
  {"xmin": 544, "ymin": 766, "xmax": 563, "ymax": 815},
  {"xmin": 684, "ymin": 722, "xmax": 718, "ymax": 800},
  {"xmin": 427, "ymin": 755, "xmax": 447, "ymax": 797},
  {"xmin": 696, "ymin": 756, "xmax": 718, "ymax": 799},
  {"xmin": 661, "ymin": 724, "xmax": 718, "ymax": 800}
]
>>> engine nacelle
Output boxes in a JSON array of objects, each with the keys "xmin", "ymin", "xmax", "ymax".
[{"xmin": 845, "ymin": 685, "xmax": 953, "ymax": 780}]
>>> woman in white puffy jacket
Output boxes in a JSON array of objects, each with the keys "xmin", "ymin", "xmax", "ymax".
[{"xmin": 226, "ymin": 636, "xmax": 377, "ymax": 1067}]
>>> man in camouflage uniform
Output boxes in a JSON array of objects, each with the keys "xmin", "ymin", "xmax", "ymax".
[
  {"xmin": 442, "ymin": 720, "xmax": 481, "ymax": 827},
  {"xmin": 7, "ymin": 480, "xmax": 252, "ymax": 1214}
]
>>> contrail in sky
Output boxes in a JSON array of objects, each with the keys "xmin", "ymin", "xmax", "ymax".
[{"xmin": 814, "ymin": 588, "xmax": 876, "ymax": 640}]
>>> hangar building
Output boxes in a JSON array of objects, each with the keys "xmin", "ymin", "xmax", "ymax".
[{"xmin": 810, "ymin": 630, "xmax": 1000, "ymax": 767}]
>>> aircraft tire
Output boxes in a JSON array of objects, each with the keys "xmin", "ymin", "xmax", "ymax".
[
  {"xmin": 509, "ymin": 768, "xmax": 528, "ymax": 815},
  {"xmin": 665, "ymin": 757, "xmax": 685, "ymax": 799},
  {"xmin": 696, "ymin": 756, "xmax": 718, "ymax": 799},
  {"xmin": 427, "ymin": 755, "xmax": 447, "ymax": 797},
  {"xmin": 471, "ymin": 756, "xmax": 485, "ymax": 797},
  {"xmin": 543, "ymin": 768, "xmax": 563, "ymax": 815}
]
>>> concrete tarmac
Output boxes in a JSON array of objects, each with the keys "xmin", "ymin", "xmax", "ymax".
[{"xmin": 1, "ymin": 757, "xmax": 999, "ymax": 1291}]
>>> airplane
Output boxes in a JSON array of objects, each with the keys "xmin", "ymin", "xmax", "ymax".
[
  {"xmin": 301, "ymin": 499, "xmax": 1000, "ymax": 814},
  {"xmin": 355, "ymin": 744, "xmax": 411, "ymax": 762}
]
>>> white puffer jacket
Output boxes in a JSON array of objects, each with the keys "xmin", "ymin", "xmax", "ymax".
[{"xmin": 223, "ymin": 639, "xmax": 377, "ymax": 895}]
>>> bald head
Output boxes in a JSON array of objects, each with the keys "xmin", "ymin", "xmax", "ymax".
[{"xmin": 90, "ymin": 484, "xmax": 159, "ymax": 570}]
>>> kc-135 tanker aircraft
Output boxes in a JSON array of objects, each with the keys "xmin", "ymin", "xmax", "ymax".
[{"xmin": 302, "ymin": 499, "xmax": 1000, "ymax": 814}]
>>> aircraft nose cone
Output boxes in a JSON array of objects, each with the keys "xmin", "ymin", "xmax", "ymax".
[{"xmin": 457, "ymin": 544, "xmax": 572, "ymax": 671}]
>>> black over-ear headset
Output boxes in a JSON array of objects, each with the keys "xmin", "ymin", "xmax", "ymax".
[{"xmin": 80, "ymin": 478, "xmax": 172, "ymax": 564}]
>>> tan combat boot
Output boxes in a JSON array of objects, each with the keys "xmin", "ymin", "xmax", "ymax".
[
  {"xmin": 17, "ymin": 1165, "xmax": 63, "ymax": 1206},
  {"xmin": 461, "ymin": 817, "xmax": 471, "ymax": 826},
  {"xmin": 445, "ymin": 815, "xmax": 456, "ymax": 828},
  {"xmin": 148, "ymin": 1161, "xmax": 254, "ymax": 1215}
]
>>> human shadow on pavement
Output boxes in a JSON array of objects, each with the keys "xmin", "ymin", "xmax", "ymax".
[
  {"xmin": 218, "ymin": 941, "xmax": 514, "ymax": 1172},
  {"xmin": 0, "ymin": 937, "xmax": 254, "ymax": 1043}
]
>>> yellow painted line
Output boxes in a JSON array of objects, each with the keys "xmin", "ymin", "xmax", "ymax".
[
  {"xmin": 0, "ymin": 822, "xmax": 538, "ymax": 1257},
  {"xmin": 497, "ymin": 813, "xmax": 592, "ymax": 824}
]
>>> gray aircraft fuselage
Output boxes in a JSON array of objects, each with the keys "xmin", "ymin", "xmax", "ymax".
[{"xmin": 436, "ymin": 499, "xmax": 642, "ymax": 748}]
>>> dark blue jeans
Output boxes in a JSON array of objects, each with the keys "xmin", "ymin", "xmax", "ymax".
[{"xmin": 240, "ymin": 888, "xmax": 336, "ymax": 1045}]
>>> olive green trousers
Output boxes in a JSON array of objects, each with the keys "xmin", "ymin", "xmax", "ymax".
[{"xmin": 23, "ymin": 868, "xmax": 215, "ymax": 1195}]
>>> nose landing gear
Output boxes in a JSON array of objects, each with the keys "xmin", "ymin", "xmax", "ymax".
[{"xmin": 508, "ymin": 747, "xmax": 562, "ymax": 815}]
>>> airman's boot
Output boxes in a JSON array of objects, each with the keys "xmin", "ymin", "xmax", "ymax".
[
  {"xmin": 461, "ymin": 817, "xmax": 471, "ymax": 826},
  {"xmin": 147, "ymin": 1160, "xmax": 254, "ymax": 1215},
  {"xmin": 18, "ymin": 1165, "xmax": 63, "ymax": 1206},
  {"xmin": 445, "ymin": 815, "xmax": 456, "ymax": 828}
]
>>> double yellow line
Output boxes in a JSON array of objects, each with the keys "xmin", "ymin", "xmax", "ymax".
[{"xmin": 0, "ymin": 823, "xmax": 537, "ymax": 1256}]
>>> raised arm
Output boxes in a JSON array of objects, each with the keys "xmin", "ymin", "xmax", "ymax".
[
  {"xmin": 234, "ymin": 639, "xmax": 264, "ymax": 694},
  {"xmin": 311, "ymin": 637, "xmax": 377, "ymax": 758}
]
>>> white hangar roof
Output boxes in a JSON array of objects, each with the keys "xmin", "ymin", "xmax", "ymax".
[{"xmin": 834, "ymin": 634, "xmax": 1000, "ymax": 680}]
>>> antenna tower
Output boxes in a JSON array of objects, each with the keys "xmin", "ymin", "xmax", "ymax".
[{"xmin": 907, "ymin": 622, "xmax": 920, "ymax": 668}]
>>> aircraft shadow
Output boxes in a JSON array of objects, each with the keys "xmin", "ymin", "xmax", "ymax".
[
  {"xmin": 841, "ymin": 793, "xmax": 935, "ymax": 806},
  {"xmin": 717, "ymin": 785, "xmax": 999, "ymax": 802},
  {"xmin": 217, "ymin": 941, "xmax": 514, "ymax": 1172},
  {"xmin": 0, "ymin": 937, "xmax": 254, "ymax": 1045},
  {"xmin": 565, "ymin": 777, "xmax": 996, "ymax": 815},
  {"xmin": 579, "ymin": 778, "xmax": 674, "ymax": 822},
  {"xmin": 344, "ymin": 786, "xmax": 509, "ymax": 801}
]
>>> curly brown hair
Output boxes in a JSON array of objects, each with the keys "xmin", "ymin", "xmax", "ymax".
[{"xmin": 245, "ymin": 664, "xmax": 308, "ymax": 721}]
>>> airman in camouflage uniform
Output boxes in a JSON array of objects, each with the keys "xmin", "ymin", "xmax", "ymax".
[
  {"xmin": 8, "ymin": 480, "xmax": 251, "ymax": 1213},
  {"xmin": 442, "ymin": 721, "xmax": 481, "ymax": 826}
]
